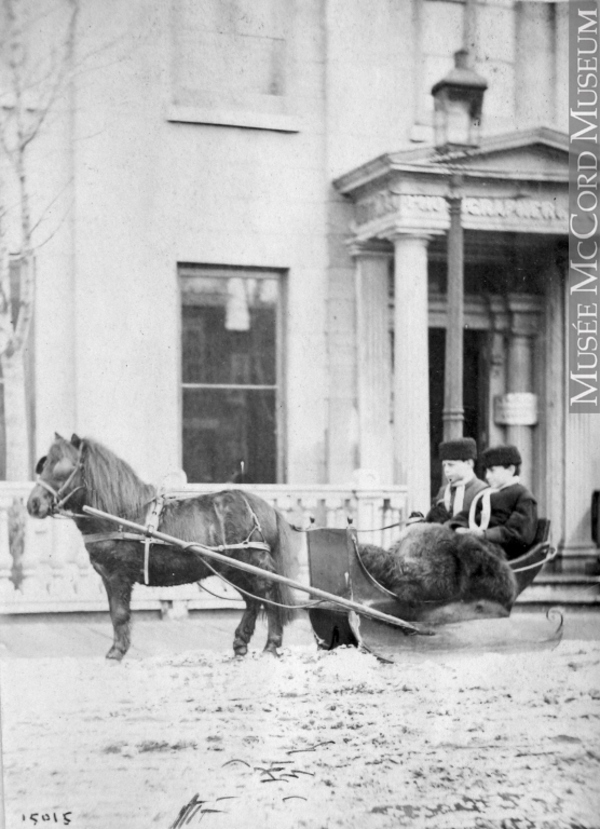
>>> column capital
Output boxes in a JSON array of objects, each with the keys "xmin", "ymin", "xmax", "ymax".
[
  {"xmin": 348, "ymin": 238, "xmax": 393, "ymax": 259},
  {"xmin": 507, "ymin": 293, "xmax": 544, "ymax": 337},
  {"xmin": 487, "ymin": 295, "xmax": 510, "ymax": 332},
  {"xmin": 388, "ymin": 229, "xmax": 432, "ymax": 245}
]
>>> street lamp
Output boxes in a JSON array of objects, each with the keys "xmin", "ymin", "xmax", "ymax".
[
  {"xmin": 431, "ymin": 50, "xmax": 487, "ymax": 441},
  {"xmin": 431, "ymin": 49, "xmax": 488, "ymax": 153}
]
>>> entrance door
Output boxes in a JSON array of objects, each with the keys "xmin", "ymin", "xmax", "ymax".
[{"xmin": 428, "ymin": 328, "xmax": 489, "ymax": 497}]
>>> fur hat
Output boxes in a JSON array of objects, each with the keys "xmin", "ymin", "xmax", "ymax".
[
  {"xmin": 439, "ymin": 437, "xmax": 477, "ymax": 461},
  {"xmin": 481, "ymin": 445, "xmax": 522, "ymax": 468}
]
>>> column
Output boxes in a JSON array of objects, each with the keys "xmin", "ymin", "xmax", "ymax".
[
  {"xmin": 487, "ymin": 297, "xmax": 509, "ymax": 446},
  {"xmin": 443, "ymin": 181, "xmax": 465, "ymax": 439},
  {"xmin": 392, "ymin": 233, "xmax": 431, "ymax": 512},
  {"xmin": 352, "ymin": 242, "xmax": 393, "ymax": 485},
  {"xmin": 506, "ymin": 296, "xmax": 540, "ymax": 490}
]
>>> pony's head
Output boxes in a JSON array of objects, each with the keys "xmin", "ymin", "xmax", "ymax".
[
  {"xmin": 27, "ymin": 433, "xmax": 85, "ymax": 518},
  {"xmin": 27, "ymin": 433, "xmax": 156, "ymax": 523}
]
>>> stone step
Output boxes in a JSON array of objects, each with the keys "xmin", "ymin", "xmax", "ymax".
[{"xmin": 517, "ymin": 573, "xmax": 600, "ymax": 606}]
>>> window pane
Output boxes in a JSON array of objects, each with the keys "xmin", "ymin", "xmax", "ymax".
[
  {"xmin": 183, "ymin": 388, "xmax": 276, "ymax": 483},
  {"xmin": 182, "ymin": 277, "xmax": 277, "ymax": 385}
]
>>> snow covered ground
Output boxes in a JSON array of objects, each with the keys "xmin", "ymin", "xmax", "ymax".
[{"xmin": 1, "ymin": 628, "xmax": 600, "ymax": 829}]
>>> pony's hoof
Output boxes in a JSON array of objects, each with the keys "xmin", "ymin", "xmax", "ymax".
[
  {"xmin": 262, "ymin": 645, "xmax": 281, "ymax": 657},
  {"xmin": 106, "ymin": 647, "xmax": 125, "ymax": 661},
  {"xmin": 233, "ymin": 644, "xmax": 248, "ymax": 658}
]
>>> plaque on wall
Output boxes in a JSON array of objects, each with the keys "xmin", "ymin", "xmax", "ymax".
[{"xmin": 493, "ymin": 393, "xmax": 538, "ymax": 426}]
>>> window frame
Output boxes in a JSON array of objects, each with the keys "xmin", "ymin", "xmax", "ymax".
[
  {"xmin": 178, "ymin": 263, "xmax": 287, "ymax": 484},
  {"xmin": 168, "ymin": 0, "xmax": 299, "ymax": 133}
]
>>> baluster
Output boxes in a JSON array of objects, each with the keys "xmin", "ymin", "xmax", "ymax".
[
  {"xmin": 20, "ymin": 511, "xmax": 52, "ymax": 599},
  {"xmin": 46, "ymin": 519, "xmax": 76, "ymax": 599},
  {"xmin": 72, "ymin": 529, "xmax": 103, "ymax": 600},
  {"xmin": 324, "ymin": 495, "xmax": 342, "ymax": 529},
  {"xmin": 296, "ymin": 494, "xmax": 317, "ymax": 529},
  {"xmin": 0, "ymin": 496, "xmax": 16, "ymax": 606},
  {"xmin": 355, "ymin": 492, "xmax": 375, "ymax": 546}
]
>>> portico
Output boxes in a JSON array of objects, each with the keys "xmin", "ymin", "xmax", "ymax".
[{"xmin": 334, "ymin": 127, "xmax": 573, "ymax": 548}]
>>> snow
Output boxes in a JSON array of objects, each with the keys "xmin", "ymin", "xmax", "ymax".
[{"xmin": 2, "ymin": 640, "xmax": 600, "ymax": 829}]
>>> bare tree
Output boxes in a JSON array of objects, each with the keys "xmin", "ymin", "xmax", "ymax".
[{"xmin": 0, "ymin": 0, "xmax": 78, "ymax": 479}]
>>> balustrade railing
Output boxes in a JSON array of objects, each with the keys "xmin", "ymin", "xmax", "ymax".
[{"xmin": 0, "ymin": 483, "xmax": 408, "ymax": 615}]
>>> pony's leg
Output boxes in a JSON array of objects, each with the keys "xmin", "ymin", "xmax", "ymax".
[
  {"xmin": 247, "ymin": 549, "xmax": 284, "ymax": 656},
  {"xmin": 232, "ymin": 599, "xmax": 260, "ymax": 657},
  {"xmin": 101, "ymin": 575, "xmax": 133, "ymax": 661},
  {"xmin": 263, "ymin": 602, "xmax": 284, "ymax": 656}
]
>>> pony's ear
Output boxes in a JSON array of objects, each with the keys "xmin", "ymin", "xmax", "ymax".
[
  {"xmin": 54, "ymin": 431, "xmax": 64, "ymax": 441},
  {"xmin": 35, "ymin": 456, "xmax": 47, "ymax": 475},
  {"xmin": 71, "ymin": 434, "xmax": 82, "ymax": 448}
]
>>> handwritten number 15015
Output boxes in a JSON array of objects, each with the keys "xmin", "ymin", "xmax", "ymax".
[{"xmin": 22, "ymin": 813, "xmax": 72, "ymax": 825}]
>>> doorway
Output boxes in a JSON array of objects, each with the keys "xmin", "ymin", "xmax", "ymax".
[{"xmin": 428, "ymin": 328, "xmax": 489, "ymax": 497}]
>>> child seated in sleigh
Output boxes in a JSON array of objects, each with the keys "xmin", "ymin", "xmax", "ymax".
[
  {"xmin": 426, "ymin": 437, "xmax": 488, "ymax": 524},
  {"xmin": 447, "ymin": 444, "xmax": 538, "ymax": 561},
  {"xmin": 358, "ymin": 443, "xmax": 537, "ymax": 613}
]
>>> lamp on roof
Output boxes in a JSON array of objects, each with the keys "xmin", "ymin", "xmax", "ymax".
[{"xmin": 431, "ymin": 49, "xmax": 488, "ymax": 152}]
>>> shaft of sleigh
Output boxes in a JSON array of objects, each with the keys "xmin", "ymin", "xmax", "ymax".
[{"xmin": 81, "ymin": 505, "xmax": 421, "ymax": 635}]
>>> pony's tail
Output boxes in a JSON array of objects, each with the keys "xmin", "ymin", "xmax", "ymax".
[{"xmin": 271, "ymin": 510, "xmax": 303, "ymax": 625}]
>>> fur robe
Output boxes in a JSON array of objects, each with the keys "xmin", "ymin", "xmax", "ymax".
[{"xmin": 359, "ymin": 523, "xmax": 517, "ymax": 610}]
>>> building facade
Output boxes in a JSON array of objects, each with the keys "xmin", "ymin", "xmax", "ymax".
[{"xmin": 2, "ymin": 0, "xmax": 598, "ymax": 575}]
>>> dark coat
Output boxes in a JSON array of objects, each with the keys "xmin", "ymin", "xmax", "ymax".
[
  {"xmin": 426, "ymin": 476, "xmax": 488, "ymax": 524},
  {"xmin": 449, "ymin": 482, "xmax": 538, "ymax": 560}
]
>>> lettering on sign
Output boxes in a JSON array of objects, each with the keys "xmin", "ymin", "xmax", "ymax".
[
  {"xmin": 493, "ymin": 393, "xmax": 539, "ymax": 427},
  {"xmin": 463, "ymin": 197, "xmax": 567, "ymax": 222},
  {"xmin": 355, "ymin": 190, "xmax": 567, "ymax": 226}
]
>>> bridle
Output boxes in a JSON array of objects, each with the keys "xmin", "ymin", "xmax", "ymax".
[{"xmin": 36, "ymin": 442, "xmax": 86, "ymax": 515}]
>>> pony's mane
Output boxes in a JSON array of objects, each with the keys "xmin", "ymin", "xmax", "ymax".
[{"xmin": 67, "ymin": 437, "xmax": 156, "ymax": 520}]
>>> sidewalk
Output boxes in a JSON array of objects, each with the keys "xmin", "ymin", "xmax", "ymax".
[
  {"xmin": 0, "ymin": 607, "xmax": 598, "ymax": 660},
  {"xmin": 0, "ymin": 610, "xmax": 316, "ymax": 660}
]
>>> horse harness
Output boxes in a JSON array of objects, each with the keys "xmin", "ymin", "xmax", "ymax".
[
  {"xmin": 35, "ymin": 442, "xmax": 86, "ymax": 513},
  {"xmin": 80, "ymin": 493, "xmax": 272, "ymax": 586},
  {"xmin": 35, "ymin": 447, "xmax": 271, "ymax": 586}
]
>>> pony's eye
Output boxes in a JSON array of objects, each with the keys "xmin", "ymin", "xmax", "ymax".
[{"xmin": 35, "ymin": 456, "xmax": 47, "ymax": 475}]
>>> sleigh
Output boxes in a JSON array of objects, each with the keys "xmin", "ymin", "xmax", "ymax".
[
  {"xmin": 32, "ymin": 434, "xmax": 561, "ymax": 661},
  {"xmin": 82, "ymin": 501, "xmax": 562, "ymax": 659},
  {"xmin": 306, "ymin": 519, "xmax": 563, "ymax": 659}
]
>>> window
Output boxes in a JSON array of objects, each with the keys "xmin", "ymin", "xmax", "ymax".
[
  {"xmin": 180, "ymin": 266, "xmax": 284, "ymax": 484},
  {"xmin": 170, "ymin": 0, "xmax": 296, "ymax": 130}
]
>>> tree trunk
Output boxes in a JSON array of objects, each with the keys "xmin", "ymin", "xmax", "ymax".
[{"xmin": 1, "ymin": 349, "xmax": 30, "ymax": 480}]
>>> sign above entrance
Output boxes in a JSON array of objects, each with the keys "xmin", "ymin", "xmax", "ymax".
[
  {"xmin": 355, "ymin": 189, "xmax": 568, "ymax": 231},
  {"xmin": 493, "ymin": 393, "xmax": 539, "ymax": 427}
]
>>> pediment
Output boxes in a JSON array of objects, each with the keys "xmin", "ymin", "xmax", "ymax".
[
  {"xmin": 335, "ymin": 127, "xmax": 569, "ymax": 196},
  {"xmin": 423, "ymin": 127, "xmax": 568, "ymax": 180}
]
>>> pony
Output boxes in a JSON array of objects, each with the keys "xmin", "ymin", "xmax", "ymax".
[
  {"xmin": 27, "ymin": 433, "xmax": 301, "ymax": 661},
  {"xmin": 358, "ymin": 522, "xmax": 517, "ymax": 618}
]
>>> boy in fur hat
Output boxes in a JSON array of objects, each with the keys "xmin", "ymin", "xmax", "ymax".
[
  {"xmin": 449, "ymin": 444, "xmax": 538, "ymax": 560},
  {"xmin": 426, "ymin": 437, "xmax": 488, "ymax": 524}
]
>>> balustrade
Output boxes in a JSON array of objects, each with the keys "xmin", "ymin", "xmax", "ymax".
[{"xmin": 0, "ymin": 483, "xmax": 408, "ymax": 615}]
